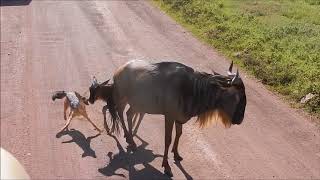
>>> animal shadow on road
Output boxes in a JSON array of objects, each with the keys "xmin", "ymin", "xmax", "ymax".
[
  {"xmin": 0, "ymin": 0, "xmax": 31, "ymax": 6},
  {"xmin": 98, "ymin": 134, "xmax": 172, "ymax": 180},
  {"xmin": 56, "ymin": 128, "xmax": 100, "ymax": 158}
]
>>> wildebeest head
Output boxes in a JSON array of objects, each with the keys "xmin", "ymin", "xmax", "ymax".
[
  {"xmin": 88, "ymin": 77, "xmax": 110, "ymax": 104},
  {"xmin": 217, "ymin": 62, "xmax": 246, "ymax": 125}
]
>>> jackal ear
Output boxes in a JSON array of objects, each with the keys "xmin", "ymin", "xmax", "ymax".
[
  {"xmin": 100, "ymin": 79, "xmax": 110, "ymax": 86},
  {"xmin": 82, "ymin": 97, "xmax": 89, "ymax": 105}
]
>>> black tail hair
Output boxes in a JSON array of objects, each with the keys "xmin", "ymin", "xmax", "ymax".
[
  {"xmin": 106, "ymin": 85, "xmax": 120, "ymax": 134},
  {"xmin": 52, "ymin": 91, "xmax": 66, "ymax": 101}
]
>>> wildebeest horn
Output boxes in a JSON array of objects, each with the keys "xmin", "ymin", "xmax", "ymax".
[
  {"xmin": 227, "ymin": 61, "xmax": 234, "ymax": 76},
  {"xmin": 211, "ymin": 69, "xmax": 219, "ymax": 75},
  {"xmin": 231, "ymin": 69, "xmax": 239, "ymax": 84},
  {"xmin": 100, "ymin": 79, "xmax": 110, "ymax": 86}
]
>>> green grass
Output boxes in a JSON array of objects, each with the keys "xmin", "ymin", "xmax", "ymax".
[{"xmin": 153, "ymin": 0, "xmax": 320, "ymax": 116}]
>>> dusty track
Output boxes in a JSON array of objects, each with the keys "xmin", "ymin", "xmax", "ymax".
[{"xmin": 1, "ymin": 1, "xmax": 320, "ymax": 179}]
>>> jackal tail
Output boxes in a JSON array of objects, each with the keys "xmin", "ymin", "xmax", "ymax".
[{"xmin": 52, "ymin": 91, "xmax": 67, "ymax": 101}]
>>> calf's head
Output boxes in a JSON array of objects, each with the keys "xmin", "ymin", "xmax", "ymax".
[{"xmin": 88, "ymin": 77, "xmax": 110, "ymax": 104}]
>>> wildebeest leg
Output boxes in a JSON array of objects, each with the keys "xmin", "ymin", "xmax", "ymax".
[
  {"xmin": 132, "ymin": 113, "xmax": 138, "ymax": 128},
  {"xmin": 102, "ymin": 105, "xmax": 110, "ymax": 134},
  {"xmin": 172, "ymin": 122, "xmax": 183, "ymax": 161},
  {"xmin": 162, "ymin": 116, "xmax": 174, "ymax": 177},
  {"xmin": 126, "ymin": 107, "xmax": 137, "ymax": 151},
  {"xmin": 63, "ymin": 99, "xmax": 69, "ymax": 120},
  {"xmin": 133, "ymin": 113, "xmax": 144, "ymax": 135}
]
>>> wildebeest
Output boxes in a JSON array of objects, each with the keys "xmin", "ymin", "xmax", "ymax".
[
  {"xmin": 89, "ymin": 60, "xmax": 246, "ymax": 177},
  {"xmin": 52, "ymin": 91, "xmax": 102, "ymax": 134}
]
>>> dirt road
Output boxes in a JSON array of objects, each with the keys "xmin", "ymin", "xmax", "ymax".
[{"xmin": 1, "ymin": 0, "xmax": 320, "ymax": 179}]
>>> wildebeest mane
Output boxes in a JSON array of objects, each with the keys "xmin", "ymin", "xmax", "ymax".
[{"xmin": 181, "ymin": 72, "xmax": 232, "ymax": 128}]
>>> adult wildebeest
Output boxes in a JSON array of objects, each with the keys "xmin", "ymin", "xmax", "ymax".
[{"xmin": 89, "ymin": 60, "xmax": 246, "ymax": 177}]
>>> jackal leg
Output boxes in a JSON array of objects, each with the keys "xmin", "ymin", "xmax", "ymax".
[
  {"xmin": 59, "ymin": 111, "xmax": 73, "ymax": 133},
  {"xmin": 63, "ymin": 99, "xmax": 69, "ymax": 120},
  {"xmin": 83, "ymin": 111, "xmax": 102, "ymax": 134}
]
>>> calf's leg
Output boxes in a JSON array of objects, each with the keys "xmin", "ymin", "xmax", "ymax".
[
  {"xmin": 102, "ymin": 105, "xmax": 110, "ymax": 133},
  {"xmin": 133, "ymin": 113, "xmax": 144, "ymax": 135},
  {"xmin": 116, "ymin": 102, "xmax": 129, "ymax": 139},
  {"xmin": 126, "ymin": 107, "xmax": 137, "ymax": 151}
]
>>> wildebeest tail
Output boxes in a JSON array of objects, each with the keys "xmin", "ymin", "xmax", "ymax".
[
  {"xmin": 106, "ymin": 85, "xmax": 120, "ymax": 134},
  {"xmin": 52, "ymin": 91, "xmax": 66, "ymax": 101}
]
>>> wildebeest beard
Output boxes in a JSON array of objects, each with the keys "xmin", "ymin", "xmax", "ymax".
[{"xmin": 181, "ymin": 72, "xmax": 233, "ymax": 128}]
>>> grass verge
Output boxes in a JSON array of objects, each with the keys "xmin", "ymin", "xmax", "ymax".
[{"xmin": 152, "ymin": 0, "xmax": 320, "ymax": 116}]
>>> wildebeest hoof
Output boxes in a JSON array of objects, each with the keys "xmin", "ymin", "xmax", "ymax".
[
  {"xmin": 106, "ymin": 130, "xmax": 111, "ymax": 135},
  {"xmin": 103, "ymin": 125, "xmax": 111, "ymax": 135},
  {"xmin": 126, "ymin": 143, "xmax": 137, "ymax": 152},
  {"xmin": 132, "ymin": 145, "xmax": 137, "ymax": 151},
  {"xmin": 125, "ymin": 137, "xmax": 131, "ymax": 143},
  {"xmin": 97, "ymin": 130, "xmax": 103, "ymax": 134},
  {"xmin": 164, "ymin": 168, "xmax": 173, "ymax": 177},
  {"xmin": 174, "ymin": 155, "xmax": 183, "ymax": 161},
  {"xmin": 104, "ymin": 124, "xmax": 110, "ymax": 132}
]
